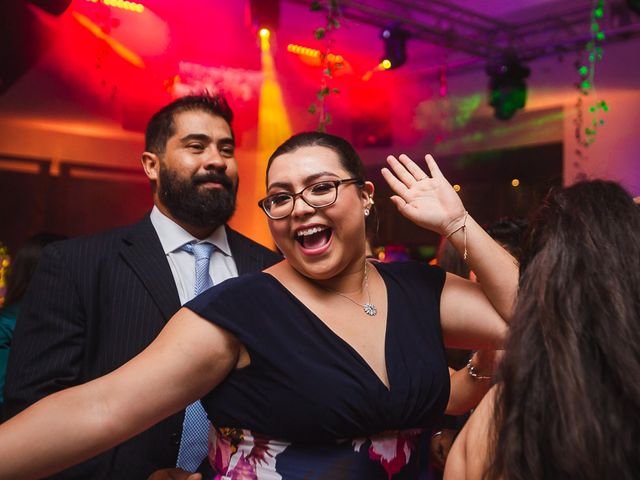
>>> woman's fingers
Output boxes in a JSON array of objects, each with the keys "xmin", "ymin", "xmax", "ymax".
[
  {"xmin": 381, "ymin": 166, "xmax": 410, "ymax": 198},
  {"xmin": 397, "ymin": 154, "xmax": 429, "ymax": 182},
  {"xmin": 387, "ymin": 155, "xmax": 424, "ymax": 187},
  {"xmin": 424, "ymin": 154, "xmax": 444, "ymax": 180}
]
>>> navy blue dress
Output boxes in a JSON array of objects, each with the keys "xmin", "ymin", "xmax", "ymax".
[{"xmin": 186, "ymin": 261, "xmax": 449, "ymax": 479}]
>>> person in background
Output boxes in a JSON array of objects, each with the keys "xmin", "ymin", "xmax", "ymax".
[
  {"xmin": 2, "ymin": 94, "xmax": 281, "ymax": 479},
  {"xmin": 445, "ymin": 180, "xmax": 640, "ymax": 479},
  {"xmin": 0, "ymin": 233, "xmax": 66, "ymax": 407},
  {"xmin": 485, "ymin": 217, "xmax": 528, "ymax": 261},
  {"xmin": 430, "ymin": 216, "xmax": 527, "ymax": 474}
]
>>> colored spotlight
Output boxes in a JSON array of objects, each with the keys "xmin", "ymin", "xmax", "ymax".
[
  {"xmin": 380, "ymin": 26, "xmax": 409, "ymax": 70},
  {"xmin": 259, "ymin": 28, "xmax": 270, "ymax": 39},
  {"xmin": 511, "ymin": 178, "xmax": 520, "ymax": 187},
  {"xmin": 256, "ymin": 23, "xmax": 291, "ymax": 247},
  {"xmin": 380, "ymin": 59, "xmax": 392, "ymax": 70}
]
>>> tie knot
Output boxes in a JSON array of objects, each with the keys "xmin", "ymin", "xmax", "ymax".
[{"xmin": 182, "ymin": 242, "xmax": 216, "ymax": 261}]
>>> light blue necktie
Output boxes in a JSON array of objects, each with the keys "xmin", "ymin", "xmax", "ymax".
[{"xmin": 176, "ymin": 242, "xmax": 215, "ymax": 471}]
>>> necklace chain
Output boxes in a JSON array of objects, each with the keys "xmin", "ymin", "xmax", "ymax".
[{"xmin": 322, "ymin": 262, "xmax": 378, "ymax": 316}]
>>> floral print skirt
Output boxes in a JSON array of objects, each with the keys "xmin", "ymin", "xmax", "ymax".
[{"xmin": 207, "ymin": 427, "xmax": 432, "ymax": 480}]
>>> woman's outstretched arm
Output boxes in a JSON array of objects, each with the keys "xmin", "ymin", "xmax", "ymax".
[
  {"xmin": 381, "ymin": 153, "xmax": 518, "ymax": 349},
  {"xmin": 0, "ymin": 308, "xmax": 240, "ymax": 480}
]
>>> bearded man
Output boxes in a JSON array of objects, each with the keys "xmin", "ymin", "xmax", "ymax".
[{"xmin": 2, "ymin": 94, "xmax": 281, "ymax": 479}]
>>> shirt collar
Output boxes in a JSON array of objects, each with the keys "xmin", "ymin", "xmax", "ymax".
[{"xmin": 150, "ymin": 206, "xmax": 232, "ymax": 257}]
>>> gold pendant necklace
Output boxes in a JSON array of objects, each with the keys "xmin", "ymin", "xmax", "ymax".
[{"xmin": 322, "ymin": 262, "xmax": 377, "ymax": 316}]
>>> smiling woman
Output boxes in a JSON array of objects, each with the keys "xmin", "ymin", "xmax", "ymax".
[{"xmin": 0, "ymin": 132, "xmax": 517, "ymax": 480}]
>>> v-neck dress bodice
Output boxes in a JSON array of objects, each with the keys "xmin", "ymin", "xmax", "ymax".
[{"xmin": 186, "ymin": 261, "xmax": 449, "ymax": 479}]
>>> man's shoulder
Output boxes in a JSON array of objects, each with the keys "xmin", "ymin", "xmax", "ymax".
[{"xmin": 46, "ymin": 216, "xmax": 156, "ymax": 259}]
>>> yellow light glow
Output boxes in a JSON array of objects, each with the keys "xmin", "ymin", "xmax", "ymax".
[
  {"xmin": 453, "ymin": 184, "xmax": 461, "ymax": 192},
  {"xmin": 88, "ymin": 0, "xmax": 145, "ymax": 13},
  {"xmin": 287, "ymin": 44, "xmax": 343, "ymax": 61},
  {"xmin": 511, "ymin": 178, "xmax": 520, "ymax": 187},
  {"xmin": 381, "ymin": 59, "xmax": 392, "ymax": 70},
  {"xmin": 251, "ymin": 27, "xmax": 292, "ymax": 248},
  {"xmin": 259, "ymin": 28, "xmax": 271, "ymax": 39}
]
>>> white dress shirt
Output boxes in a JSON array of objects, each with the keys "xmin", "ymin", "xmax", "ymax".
[{"xmin": 150, "ymin": 206, "xmax": 239, "ymax": 305}]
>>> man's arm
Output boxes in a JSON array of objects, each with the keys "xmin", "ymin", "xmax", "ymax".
[{"xmin": 3, "ymin": 242, "xmax": 85, "ymax": 419}]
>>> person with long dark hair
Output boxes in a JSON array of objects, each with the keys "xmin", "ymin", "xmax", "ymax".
[{"xmin": 444, "ymin": 180, "xmax": 640, "ymax": 479}]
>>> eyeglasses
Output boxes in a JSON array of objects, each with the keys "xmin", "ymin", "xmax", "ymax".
[{"xmin": 258, "ymin": 178, "xmax": 364, "ymax": 220}]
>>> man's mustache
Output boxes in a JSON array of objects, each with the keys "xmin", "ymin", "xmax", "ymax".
[{"xmin": 192, "ymin": 172, "xmax": 233, "ymax": 191}]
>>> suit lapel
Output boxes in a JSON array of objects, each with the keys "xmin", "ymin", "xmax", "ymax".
[
  {"xmin": 120, "ymin": 216, "xmax": 181, "ymax": 320},
  {"xmin": 226, "ymin": 226, "xmax": 259, "ymax": 275}
]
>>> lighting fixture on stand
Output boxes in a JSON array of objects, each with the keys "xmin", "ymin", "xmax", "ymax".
[
  {"xmin": 486, "ymin": 52, "xmax": 530, "ymax": 120},
  {"xmin": 380, "ymin": 26, "xmax": 409, "ymax": 70}
]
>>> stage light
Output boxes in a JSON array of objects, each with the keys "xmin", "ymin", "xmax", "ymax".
[
  {"xmin": 287, "ymin": 44, "xmax": 346, "ymax": 68},
  {"xmin": 511, "ymin": 178, "xmax": 520, "ymax": 187},
  {"xmin": 380, "ymin": 59, "xmax": 392, "ymax": 70},
  {"xmin": 259, "ymin": 28, "xmax": 270, "ymax": 39},
  {"xmin": 380, "ymin": 26, "xmax": 408, "ymax": 70},
  {"xmin": 249, "ymin": 0, "xmax": 279, "ymax": 34},
  {"xmin": 87, "ymin": 0, "xmax": 145, "ymax": 13},
  {"xmin": 486, "ymin": 52, "xmax": 530, "ymax": 120},
  {"xmin": 453, "ymin": 184, "xmax": 461, "ymax": 192}
]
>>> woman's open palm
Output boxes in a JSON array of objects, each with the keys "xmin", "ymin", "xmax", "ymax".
[{"xmin": 381, "ymin": 154, "xmax": 466, "ymax": 235}]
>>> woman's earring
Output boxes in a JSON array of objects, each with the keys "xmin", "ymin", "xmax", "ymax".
[{"xmin": 364, "ymin": 208, "xmax": 370, "ymax": 217}]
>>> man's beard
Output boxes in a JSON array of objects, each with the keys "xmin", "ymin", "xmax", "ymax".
[{"xmin": 158, "ymin": 164, "xmax": 237, "ymax": 230}]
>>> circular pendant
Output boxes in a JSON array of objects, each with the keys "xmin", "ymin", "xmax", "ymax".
[{"xmin": 363, "ymin": 303, "xmax": 377, "ymax": 316}]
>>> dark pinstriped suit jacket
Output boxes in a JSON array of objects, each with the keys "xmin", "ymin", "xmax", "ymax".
[{"xmin": 2, "ymin": 215, "xmax": 281, "ymax": 479}]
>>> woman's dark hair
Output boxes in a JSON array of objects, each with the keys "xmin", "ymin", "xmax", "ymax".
[
  {"xmin": 487, "ymin": 180, "xmax": 640, "ymax": 479},
  {"xmin": 3, "ymin": 233, "xmax": 66, "ymax": 306},
  {"xmin": 265, "ymin": 131, "xmax": 367, "ymax": 184}
]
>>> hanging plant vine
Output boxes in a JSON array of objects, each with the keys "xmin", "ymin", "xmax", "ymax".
[
  {"xmin": 308, "ymin": 0, "xmax": 343, "ymax": 132},
  {"xmin": 573, "ymin": 0, "xmax": 609, "ymax": 164}
]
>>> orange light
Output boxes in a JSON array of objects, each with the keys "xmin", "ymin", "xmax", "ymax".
[
  {"xmin": 453, "ymin": 184, "xmax": 461, "ymax": 192},
  {"xmin": 381, "ymin": 59, "xmax": 392, "ymax": 70},
  {"xmin": 511, "ymin": 178, "xmax": 520, "ymax": 187},
  {"xmin": 72, "ymin": 11, "xmax": 145, "ymax": 68},
  {"xmin": 259, "ymin": 28, "xmax": 271, "ymax": 39}
]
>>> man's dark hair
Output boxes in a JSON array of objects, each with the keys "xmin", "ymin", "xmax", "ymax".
[
  {"xmin": 486, "ymin": 217, "xmax": 528, "ymax": 258},
  {"xmin": 145, "ymin": 94, "xmax": 234, "ymax": 155}
]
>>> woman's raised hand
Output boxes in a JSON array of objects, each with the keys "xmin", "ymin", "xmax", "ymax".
[{"xmin": 381, "ymin": 154, "xmax": 466, "ymax": 236}]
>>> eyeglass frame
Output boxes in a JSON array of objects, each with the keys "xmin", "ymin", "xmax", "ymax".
[{"xmin": 258, "ymin": 177, "xmax": 365, "ymax": 220}]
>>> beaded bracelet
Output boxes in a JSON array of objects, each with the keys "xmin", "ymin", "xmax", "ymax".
[{"xmin": 466, "ymin": 355, "xmax": 492, "ymax": 381}]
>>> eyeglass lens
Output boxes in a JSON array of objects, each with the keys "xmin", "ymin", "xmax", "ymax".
[{"xmin": 265, "ymin": 181, "xmax": 338, "ymax": 218}]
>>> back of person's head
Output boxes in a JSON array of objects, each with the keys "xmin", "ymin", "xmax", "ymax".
[
  {"xmin": 145, "ymin": 93, "xmax": 234, "ymax": 156},
  {"xmin": 485, "ymin": 217, "xmax": 528, "ymax": 259},
  {"xmin": 3, "ymin": 233, "xmax": 66, "ymax": 307},
  {"xmin": 488, "ymin": 180, "xmax": 640, "ymax": 479},
  {"xmin": 266, "ymin": 131, "xmax": 367, "ymax": 184}
]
